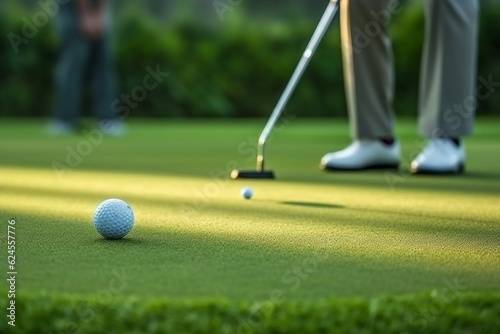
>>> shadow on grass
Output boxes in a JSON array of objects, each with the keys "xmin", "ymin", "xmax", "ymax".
[
  {"xmin": 93, "ymin": 238, "xmax": 147, "ymax": 245},
  {"xmin": 459, "ymin": 171, "xmax": 500, "ymax": 180},
  {"xmin": 311, "ymin": 169, "xmax": 500, "ymax": 195},
  {"xmin": 281, "ymin": 201, "xmax": 344, "ymax": 209}
]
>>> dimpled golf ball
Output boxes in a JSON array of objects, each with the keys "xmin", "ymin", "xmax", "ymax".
[
  {"xmin": 241, "ymin": 187, "xmax": 253, "ymax": 200},
  {"xmin": 93, "ymin": 199, "xmax": 134, "ymax": 239}
]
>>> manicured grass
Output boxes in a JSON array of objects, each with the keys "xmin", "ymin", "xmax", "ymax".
[{"xmin": 0, "ymin": 118, "xmax": 499, "ymax": 333}]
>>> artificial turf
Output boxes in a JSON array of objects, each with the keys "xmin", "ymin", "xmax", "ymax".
[{"xmin": 0, "ymin": 118, "xmax": 499, "ymax": 333}]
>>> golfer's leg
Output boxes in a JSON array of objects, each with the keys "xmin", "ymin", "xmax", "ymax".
[
  {"xmin": 91, "ymin": 33, "xmax": 118, "ymax": 121},
  {"xmin": 320, "ymin": 0, "xmax": 399, "ymax": 170},
  {"xmin": 419, "ymin": 0, "xmax": 479, "ymax": 137},
  {"xmin": 53, "ymin": 7, "xmax": 89, "ymax": 125},
  {"xmin": 341, "ymin": 0, "xmax": 396, "ymax": 139}
]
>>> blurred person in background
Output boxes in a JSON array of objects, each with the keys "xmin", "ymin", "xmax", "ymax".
[
  {"xmin": 48, "ymin": 0, "xmax": 123, "ymax": 136},
  {"xmin": 321, "ymin": 0, "xmax": 479, "ymax": 174}
]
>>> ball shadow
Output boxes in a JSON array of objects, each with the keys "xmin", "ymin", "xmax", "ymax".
[{"xmin": 92, "ymin": 237, "xmax": 148, "ymax": 245}]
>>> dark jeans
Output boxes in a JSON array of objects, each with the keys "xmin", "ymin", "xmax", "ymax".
[{"xmin": 53, "ymin": 7, "xmax": 117, "ymax": 124}]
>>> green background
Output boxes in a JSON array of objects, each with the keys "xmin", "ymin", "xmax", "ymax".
[{"xmin": 1, "ymin": 0, "xmax": 499, "ymax": 118}]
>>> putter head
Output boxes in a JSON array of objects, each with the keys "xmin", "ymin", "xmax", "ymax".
[{"xmin": 231, "ymin": 170, "xmax": 275, "ymax": 179}]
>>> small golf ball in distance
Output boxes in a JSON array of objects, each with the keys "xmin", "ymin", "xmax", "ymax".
[
  {"xmin": 93, "ymin": 199, "xmax": 134, "ymax": 239},
  {"xmin": 241, "ymin": 187, "xmax": 253, "ymax": 200}
]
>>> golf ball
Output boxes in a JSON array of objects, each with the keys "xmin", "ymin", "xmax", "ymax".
[
  {"xmin": 93, "ymin": 199, "xmax": 134, "ymax": 239},
  {"xmin": 241, "ymin": 187, "xmax": 253, "ymax": 200}
]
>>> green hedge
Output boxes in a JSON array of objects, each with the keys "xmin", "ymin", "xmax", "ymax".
[
  {"xmin": 1, "ymin": 1, "xmax": 499, "ymax": 118},
  {"xmin": 1, "ymin": 292, "xmax": 499, "ymax": 333}
]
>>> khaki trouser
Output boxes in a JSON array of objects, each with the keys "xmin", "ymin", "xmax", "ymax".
[{"xmin": 340, "ymin": 0, "xmax": 479, "ymax": 138}]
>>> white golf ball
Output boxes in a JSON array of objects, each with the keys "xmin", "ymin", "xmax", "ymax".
[
  {"xmin": 241, "ymin": 187, "xmax": 253, "ymax": 200},
  {"xmin": 93, "ymin": 199, "xmax": 134, "ymax": 239}
]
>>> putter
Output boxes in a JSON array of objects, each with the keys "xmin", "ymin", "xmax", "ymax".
[{"xmin": 231, "ymin": 0, "xmax": 340, "ymax": 180}]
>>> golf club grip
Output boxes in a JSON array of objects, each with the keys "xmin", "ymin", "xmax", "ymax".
[{"xmin": 256, "ymin": 0, "xmax": 339, "ymax": 171}]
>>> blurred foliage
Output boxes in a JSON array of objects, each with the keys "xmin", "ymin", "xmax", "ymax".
[
  {"xmin": 2, "ymin": 292, "xmax": 500, "ymax": 333},
  {"xmin": 0, "ymin": 1, "xmax": 499, "ymax": 118}
]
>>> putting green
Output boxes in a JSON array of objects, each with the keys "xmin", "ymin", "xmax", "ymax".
[{"xmin": 0, "ymin": 119, "xmax": 499, "ymax": 332}]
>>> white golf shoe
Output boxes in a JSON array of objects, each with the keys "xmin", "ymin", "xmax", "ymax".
[
  {"xmin": 99, "ymin": 119, "xmax": 126, "ymax": 137},
  {"xmin": 320, "ymin": 140, "xmax": 401, "ymax": 170},
  {"xmin": 411, "ymin": 139, "xmax": 465, "ymax": 174},
  {"xmin": 47, "ymin": 119, "xmax": 77, "ymax": 136}
]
